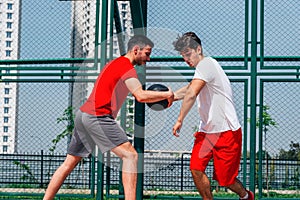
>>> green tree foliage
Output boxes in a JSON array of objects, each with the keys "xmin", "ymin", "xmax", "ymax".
[
  {"xmin": 278, "ymin": 141, "xmax": 300, "ymax": 160},
  {"xmin": 13, "ymin": 161, "xmax": 38, "ymax": 183},
  {"xmin": 49, "ymin": 106, "xmax": 75, "ymax": 155},
  {"xmin": 252, "ymin": 105, "xmax": 278, "ymax": 159},
  {"xmin": 257, "ymin": 105, "xmax": 278, "ymax": 131}
]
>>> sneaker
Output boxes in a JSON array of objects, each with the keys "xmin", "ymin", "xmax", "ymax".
[{"xmin": 240, "ymin": 190, "xmax": 254, "ymax": 200}]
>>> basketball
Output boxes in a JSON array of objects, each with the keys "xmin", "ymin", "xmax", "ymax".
[{"xmin": 146, "ymin": 84, "xmax": 169, "ymax": 111}]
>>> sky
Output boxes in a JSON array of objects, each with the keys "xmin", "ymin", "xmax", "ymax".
[
  {"xmin": 20, "ymin": 0, "xmax": 72, "ymax": 59},
  {"xmin": 16, "ymin": 0, "xmax": 72, "ymax": 153},
  {"xmin": 145, "ymin": 0, "xmax": 300, "ymax": 155}
]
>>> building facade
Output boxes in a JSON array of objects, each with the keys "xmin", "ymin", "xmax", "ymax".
[{"xmin": 0, "ymin": 0, "xmax": 20, "ymax": 153}]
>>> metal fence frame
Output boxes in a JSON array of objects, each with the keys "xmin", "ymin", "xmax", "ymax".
[
  {"xmin": 1, "ymin": 152, "xmax": 299, "ymax": 199},
  {"xmin": 0, "ymin": 0, "xmax": 299, "ymax": 199}
]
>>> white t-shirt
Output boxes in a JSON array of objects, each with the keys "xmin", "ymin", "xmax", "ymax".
[{"xmin": 193, "ymin": 57, "xmax": 241, "ymax": 133}]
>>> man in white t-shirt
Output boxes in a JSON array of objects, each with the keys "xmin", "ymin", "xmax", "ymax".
[{"xmin": 172, "ymin": 32, "xmax": 254, "ymax": 200}]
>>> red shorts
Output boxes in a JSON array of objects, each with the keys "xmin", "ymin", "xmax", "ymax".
[{"xmin": 190, "ymin": 128, "xmax": 242, "ymax": 186}]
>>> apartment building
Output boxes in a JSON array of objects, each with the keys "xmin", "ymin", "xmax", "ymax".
[{"xmin": 0, "ymin": 0, "xmax": 20, "ymax": 153}]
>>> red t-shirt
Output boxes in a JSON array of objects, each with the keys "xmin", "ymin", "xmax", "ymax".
[{"xmin": 80, "ymin": 56, "xmax": 137, "ymax": 118}]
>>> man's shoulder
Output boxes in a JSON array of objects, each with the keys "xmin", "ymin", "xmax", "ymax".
[
  {"xmin": 197, "ymin": 57, "xmax": 217, "ymax": 69},
  {"xmin": 203, "ymin": 56, "xmax": 217, "ymax": 64}
]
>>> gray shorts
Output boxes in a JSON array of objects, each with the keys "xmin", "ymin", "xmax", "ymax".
[{"xmin": 67, "ymin": 110, "xmax": 129, "ymax": 157}]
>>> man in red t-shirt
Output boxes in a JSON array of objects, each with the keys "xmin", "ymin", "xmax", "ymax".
[{"xmin": 44, "ymin": 35, "xmax": 174, "ymax": 200}]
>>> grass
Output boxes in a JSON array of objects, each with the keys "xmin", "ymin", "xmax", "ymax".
[{"xmin": 0, "ymin": 190, "xmax": 300, "ymax": 199}]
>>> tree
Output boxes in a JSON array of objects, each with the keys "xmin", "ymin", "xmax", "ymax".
[
  {"xmin": 46, "ymin": 107, "xmax": 75, "ymax": 188},
  {"xmin": 278, "ymin": 141, "xmax": 300, "ymax": 161},
  {"xmin": 49, "ymin": 106, "xmax": 75, "ymax": 154},
  {"xmin": 256, "ymin": 105, "xmax": 278, "ymax": 192},
  {"xmin": 278, "ymin": 141, "xmax": 300, "ymax": 188}
]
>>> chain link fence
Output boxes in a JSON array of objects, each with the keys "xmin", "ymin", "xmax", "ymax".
[{"xmin": 0, "ymin": 0, "xmax": 299, "ymax": 199}]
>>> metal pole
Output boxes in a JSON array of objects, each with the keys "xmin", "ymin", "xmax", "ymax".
[
  {"xmin": 130, "ymin": 0, "xmax": 147, "ymax": 199},
  {"xmin": 40, "ymin": 150, "xmax": 43, "ymax": 188},
  {"xmin": 95, "ymin": 0, "xmax": 108, "ymax": 199},
  {"xmin": 243, "ymin": 0, "xmax": 250, "ymax": 186},
  {"xmin": 249, "ymin": 0, "xmax": 258, "ymax": 194},
  {"xmin": 96, "ymin": 152, "xmax": 104, "ymax": 200},
  {"xmin": 259, "ymin": 0, "xmax": 265, "ymax": 196}
]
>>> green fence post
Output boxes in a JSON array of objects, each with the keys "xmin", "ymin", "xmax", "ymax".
[
  {"xmin": 133, "ymin": 67, "xmax": 146, "ymax": 200},
  {"xmin": 95, "ymin": 0, "xmax": 108, "ymax": 199},
  {"xmin": 258, "ymin": 0, "xmax": 265, "ymax": 198},
  {"xmin": 130, "ymin": 0, "xmax": 148, "ymax": 199},
  {"xmin": 250, "ymin": 0, "xmax": 258, "ymax": 195},
  {"xmin": 100, "ymin": 0, "xmax": 108, "ymax": 71},
  {"xmin": 243, "ymin": 0, "xmax": 250, "ymax": 187},
  {"xmin": 243, "ymin": 80, "xmax": 249, "ymax": 186},
  {"xmin": 96, "ymin": 152, "xmax": 104, "ymax": 200},
  {"xmin": 258, "ymin": 81, "xmax": 264, "ymax": 198}
]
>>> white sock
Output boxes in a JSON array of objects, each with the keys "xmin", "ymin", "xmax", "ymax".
[{"xmin": 241, "ymin": 193, "xmax": 249, "ymax": 199}]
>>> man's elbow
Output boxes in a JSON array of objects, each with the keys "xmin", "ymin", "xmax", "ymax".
[{"xmin": 132, "ymin": 93, "xmax": 146, "ymax": 103}]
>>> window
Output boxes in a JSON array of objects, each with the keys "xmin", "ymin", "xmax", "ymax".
[
  {"xmin": 4, "ymin": 117, "xmax": 9, "ymax": 123},
  {"xmin": 3, "ymin": 146, "xmax": 8, "ymax": 153},
  {"xmin": 4, "ymin": 98, "xmax": 9, "ymax": 104},
  {"xmin": 4, "ymin": 88, "xmax": 10, "ymax": 94},
  {"xmin": 7, "ymin": 3, "xmax": 13, "ymax": 10},
  {"xmin": 6, "ymin": 32, "xmax": 12, "ymax": 38},
  {"xmin": 4, "ymin": 107, "xmax": 9, "ymax": 113},
  {"xmin": 5, "ymin": 50, "xmax": 11, "ymax": 57},
  {"xmin": 3, "ymin": 136, "xmax": 8, "ymax": 142},
  {"xmin": 6, "ymin": 22, "xmax": 12, "ymax": 29},
  {"xmin": 121, "ymin": 3, "xmax": 127, "ymax": 10},
  {"xmin": 113, "ymin": 49, "xmax": 118, "ymax": 55},
  {"xmin": 3, "ymin": 126, "xmax": 8, "ymax": 132},
  {"xmin": 6, "ymin": 41, "xmax": 11, "ymax": 47},
  {"xmin": 7, "ymin": 13, "xmax": 12, "ymax": 19}
]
